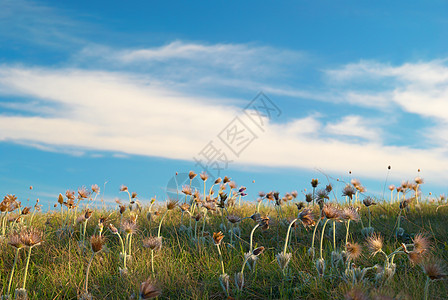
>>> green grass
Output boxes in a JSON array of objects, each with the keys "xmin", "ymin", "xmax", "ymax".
[{"xmin": 0, "ymin": 200, "xmax": 447, "ymax": 299}]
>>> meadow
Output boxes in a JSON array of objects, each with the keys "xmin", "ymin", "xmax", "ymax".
[{"xmin": 0, "ymin": 173, "xmax": 447, "ymax": 299}]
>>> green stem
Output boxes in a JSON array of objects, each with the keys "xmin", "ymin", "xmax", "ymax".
[
  {"xmin": 22, "ymin": 246, "xmax": 34, "ymax": 289},
  {"xmin": 320, "ymin": 219, "xmax": 330, "ymax": 260},
  {"xmin": 84, "ymin": 253, "xmax": 95, "ymax": 292},
  {"xmin": 311, "ymin": 218, "xmax": 321, "ymax": 249},
  {"xmin": 283, "ymin": 218, "xmax": 298, "ymax": 255},
  {"xmin": 7, "ymin": 248, "xmax": 20, "ymax": 295},
  {"xmin": 332, "ymin": 220, "xmax": 336, "ymax": 251},
  {"xmin": 128, "ymin": 233, "xmax": 133, "ymax": 256},
  {"xmin": 424, "ymin": 277, "xmax": 430, "ymax": 300},
  {"xmin": 151, "ymin": 249, "xmax": 154, "ymax": 273},
  {"xmin": 216, "ymin": 244, "xmax": 225, "ymax": 275},
  {"xmin": 249, "ymin": 224, "xmax": 260, "ymax": 252},
  {"xmin": 157, "ymin": 210, "xmax": 169, "ymax": 238},
  {"xmin": 368, "ymin": 207, "xmax": 372, "ymax": 228}
]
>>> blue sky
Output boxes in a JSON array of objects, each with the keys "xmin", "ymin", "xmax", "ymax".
[{"xmin": 1, "ymin": 0, "xmax": 448, "ymax": 209}]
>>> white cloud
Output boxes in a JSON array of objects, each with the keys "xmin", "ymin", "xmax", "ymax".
[
  {"xmin": 1, "ymin": 64, "xmax": 448, "ymax": 184},
  {"xmin": 324, "ymin": 115, "xmax": 381, "ymax": 142}
]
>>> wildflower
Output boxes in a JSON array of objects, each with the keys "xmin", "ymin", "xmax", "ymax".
[
  {"xmin": 325, "ymin": 184, "xmax": 333, "ymax": 193},
  {"xmin": 78, "ymin": 186, "xmax": 91, "ymax": 199},
  {"xmin": 276, "ymin": 252, "xmax": 292, "ymax": 271},
  {"xmin": 223, "ymin": 176, "xmax": 230, "ymax": 184},
  {"xmin": 139, "ymin": 278, "xmax": 162, "ymax": 299},
  {"xmin": 363, "ymin": 197, "xmax": 376, "ymax": 207},
  {"xmin": 120, "ymin": 185, "xmax": 128, "ymax": 192},
  {"xmin": 346, "ymin": 242, "xmax": 362, "ymax": 261},
  {"xmin": 366, "ymin": 233, "xmax": 383, "ymax": 256},
  {"xmin": 120, "ymin": 219, "xmax": 137, "ymax": 235},
  {"xmin": 315, "ymin": 258, "xmax": 326, "ymax": 276},
  {"xmin": 413, "ymin": 233, "xmax": 431, "ymax": 253},
  {"xmin": 252, "ymin": 246, "xmax": 265, "ymax": 257},
  {"xmin": 258, "ymin": 216, "xmax": 270, "ymax": 230},
  {"xmin": 388, "ymin": 184, "xmax": 396, "ymax": 191},
  {"xmin": 200, "ymin": 171, "xmax": 209, "ymax": 181},
  {"xmin": 305, "ymin": 193, "xmax": 313, "ymax": 203},
  {"xmin": 179, "ymin": 203, "xmax": 190, "ymax": 212},
  {"xmin": 322, "ymin": 203, "xmax": 341, "ymax": 220},
  {"xmin": 234, "ymin": 272, "xmax": 244, "ymax": 291},
  {"xmin": 90, "ymin": 235, "xmax": 105, "ymax": 253},
  {"xmin": 342, "ymin": 185, "xmax": 356, "ymax": 200},
  {"xmin": 166, "ymin": 199, "xmax": 178, "ymax": 210},
  {"xmin": 311, "ymin": 178, "xmax": 319, "ymax": 188},
  {"xmin": 66, "ymin": 190, "xmax": 76, "ymax": 201},
  {"xmin": 142, "ymin": 236, "xmax": 162, "ymax": 251},
  {"xmin": 342, "ymin": 206, "xmax": 360, "ymax": 222},
  {"xmin": 91, "ymin": 184, "xmax": 100, "ymax": 193},
  {"xmin": 181, "ymin": 185, "xmax": 192, "ymax": 196},
  {"xmin": 20, "ymin": 227, "xmax": 43, "ymax": 247},
  {"xmin": 415, "ymin": 177, "xmax": 424, "ymax": 185},
  {"xmin": 213, "ymin": 231, "xmax": 224, "ymax": 245},
  {"xmin": 297, "ymin": 208, "xmax": 315, "ymax": 227},
  {"xmin": 226, "ymin": 215, "xmax": 241, "ymax": 224},
  {"xmin": 131, "ymin": 192, "xmax": 138, "ymax": 199},
  {"xmin": 422, "ymin": 259, "xmax": 447, "ymax": 280},
  {"xmin": 8, "ymin": 231, "xmax": 25, "ymax": 249}
]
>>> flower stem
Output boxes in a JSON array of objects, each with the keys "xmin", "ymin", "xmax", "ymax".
[
  {"xmin": 345, "ymin": 220, "xmax": 351, "ymax": 247},
  {"xmin": 151, "ymin": 249, "xmax": 154, "ymax": 273},
  {"xmin": 216, "ymin": 244, "xmax": 225, "ymax": 275},
  {"xmin": 283, "ymin": 218, "xmax": 298, "ymax": 255},
  {"xmin": 157, "ymin": 210, "xmax": 169, "ymax": 238},
  {"xmin": 311, "ymin": 218, "xmax": 321, "ymax": 250},
  {"xmin": 7, "ymin": 247, "xmax": 20, "ymax": 295},
  {"xmin": 249, "ymin": 224, "xmax": 260, "ymax": 252},
  {"xmin": 320, "ymin": 219, "xmax": 330, "ymax": 260},
  {"xmin": 22, "ymin": 246, "xmax": 34, "ymax": 289},
  {"xmin": 424, "ymin": 277, "xmax": 430, "ymax": 300},
  {"xmin": 332, "ymin": 220, "xmax": 336, "ymax": 251},
  {"xmin": 84, "ymin": 253, "xmax": 95, "ymax": 292}
]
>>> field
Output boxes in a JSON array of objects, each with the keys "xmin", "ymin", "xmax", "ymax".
[{"xmin": 0, "ymin": 176, "xmax": 447, "ymax": 299}]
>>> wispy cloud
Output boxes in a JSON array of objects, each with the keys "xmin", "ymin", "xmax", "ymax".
[{"xmin": 1, "ymin": 60, "xmax": 448, "ymax": 183}]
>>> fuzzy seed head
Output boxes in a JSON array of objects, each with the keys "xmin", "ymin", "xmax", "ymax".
[{"xmin": 139, "ymin": 278, "xmax": 162, "ymax": 299}]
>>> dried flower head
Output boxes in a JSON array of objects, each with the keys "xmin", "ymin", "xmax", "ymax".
[
  {"xmin": 8, "ymin": 231, "xmax": 25, "ymax": 249},
  {"xmin": 322, "ymin": 203, "xmax": 341, "ymax": 220},
  {"xmin": 227, "ymin": 215, "xmax": 241, "ymax": 224},
  {"xmin": 188, "ymin": 171, "xmax": 197, "ymax": 180},
  {"xmin": 298, "ymin": 208, "xmax": 315, "ymax": 227},
  {"xmin": 213, "ymin": 231, "xmax": 224, "ymax": 245},
  {"xmin": 311, "ymin": 178, "xmax": 319, "ymax": 188},
  {"xmin": 142, "ymin": 236, "xmax": 162, "ymax": 251},
  {"xmin": 108, "ymin": 223, "xmax": 119, "ymax": 234},
  {"xmin": 258, "ymin": 216, "xmax": 270, "ymax": 230},
  {"xmin": 181, "ymin": 185, "xmax": 192, "ymax": 196},
  {"xmin": 342, "ymin": 206, "xmax": 360, "ymax": 222},
  {"xmin": 166, "ymin": 199, "xmax": 178, "ymax": 210},
  {"xmin": 78, "ymin": 186, "xmax": 91, "ymax": 199},
  {"xmin": 66, "ymin": 190, "xmax": 76, "ymax": 201},
  {"xmin": 415, "ymin": 177, "xmax": 424, "ymax": 185},
  {"xmin": 120, "ymin": 219, "xmax": 137, "ymax": 234},
  {"xmin": 366, "ymin": 233, "xmax": 383, "ymax": 256},
  {"xmin": 179, "ymin": 203, "xmax": 190, "ymax": 212},
  {"xmin": 388, "ymin": 184, "xmax": 395, "ymax": 191},
  {"xmin": 346, "ymin": 242, "xmax": 362, "ymax": 261},
  {"xmin": 20, "ymin": 227, "xmax": 43, "ymax": 247},
  {"xmin": 90, "ymin": 235, "xmax": 105, "ymax": 253},
  {"xmin": 252, "ymin": 246, "xmax": 265, "ymax": 257},
  {"xmin": 223, "ymin": 176, "xmax": 230, "ymax": 184},
  {"xmin": 342, "ymin": 185, "xmax": 356, "ymax": 200},
  {"xmin": 131, "ymin": 192, "xmax": 138, "ymax": 199},
  {"xmin": 363, "ymin": 197, "xmax": 376, "ymax": 207},
  {"xmin": 325, "ymin": 184, "xmax": 333, "ymax": 193},
  {"xmin": 91, "ymin": 184, "xmax": 100, "ymax": 193},
  {"xmin": 120, "ymin": 185, "xmax": 128, "ymax": 192},
  {"xmin": 58, "ymin": 193, "xmax": 64, "ymax": 205},
  {"xmin": 422, "ymin": 259, "xmax": 447, "ymax": 280},
  {"xmin": 305, "ymin": 193, "xmax": 313, "ymax": 203},
  {"xmin": 200, "ymin": 171, "xmax": 209, "ymax": 181},
  {"xmin": 276, "ymin": 252, "xmax": 292, "ymax": 270},
  {"xmin": 139, "ymin": 278, "xmax": 162, "ymax": 299},
  {"xmin": 413, "ymin": 233, "xmax": 431, "ymax": 253}
]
